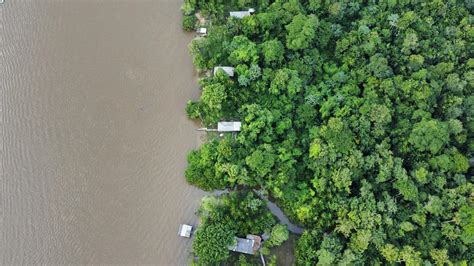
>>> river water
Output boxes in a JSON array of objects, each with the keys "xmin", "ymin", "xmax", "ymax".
[{"xmin": 2, "ymin": 0, "xmax": 207, "ymax": 264}]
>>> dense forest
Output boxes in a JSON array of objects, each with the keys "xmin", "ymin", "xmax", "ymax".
[{"xmin": 181, "ymin": 0, "xmax": 473, "ymax": 265}]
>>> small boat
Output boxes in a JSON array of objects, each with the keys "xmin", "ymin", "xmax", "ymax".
[{"xmin": 178, "ymin": 224, "xmax": 193, "ymax": 238}]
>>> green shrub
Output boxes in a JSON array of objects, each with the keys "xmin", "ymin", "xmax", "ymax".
[{"xmin": 182, "ymin": 15, "xmax": 196, "ymax": 31}]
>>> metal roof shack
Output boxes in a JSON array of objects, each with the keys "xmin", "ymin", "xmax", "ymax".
[
  {"xmin": 213, "ymin": 66, "xmax": 235, "ymax": 77},
  {"xmin": 228, "ymin": 235, "xmax": 262, "ymax": 255},
  {"xmin": 196, "ymin": 27, "xmax": 207, "ymax": 36},
  {"xmin": 229, "ymin": 8, "xmax": 255, "ymax": 19},
  {"xmin": 217, "ymin": 121, "xmax": 241, "ymax": 132},
  {"xmin": 178, "ymin": 224, "xmax": 193, "ymax": 238}
]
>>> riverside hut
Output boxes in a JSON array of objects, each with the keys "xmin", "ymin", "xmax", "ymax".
[
  {"xmin": 213, "ymin": 66, "xmax": 235, "ymax": 77},
  {"xmin": 229, "ymin": 8, "xmax": 255, "ymax": 19},
  {"xmin": 228, "ymin": 235, "xmax": 262, "ymax": 255},
  {"xmin": 217, "ymin": 121, "xmax": 241, "ymax": 132},
  {"xmin": 196, "ymin": 27, "xmax": 207, "ymax": 36}
]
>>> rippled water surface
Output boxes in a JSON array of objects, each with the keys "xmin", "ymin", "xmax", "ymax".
[{"xmin": 2, "ymin": 0, "xmax": 206, "ymax": 264}]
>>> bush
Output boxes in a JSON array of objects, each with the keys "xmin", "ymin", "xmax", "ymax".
[
  {"xmin": 186, "ymin": 100, "xmax": 200, "ymax": 119},
  {"xmin": 180, "ymin": 1, "xmax": 196, "ymax": 16},
  {"xmin": 182, "ymin": 15, "xmax": 197, "ymax": 31},
  {"xmin": 192, "ymin": 223, "xmax": 235, "ymax": 264},
  {"xmin": 266, "ymin": 224, "xmax": 289, "ymax": 247}
]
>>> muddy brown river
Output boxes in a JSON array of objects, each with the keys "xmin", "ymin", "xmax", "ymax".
[{"xmin": 2, "ymin": 0, "xmax": 206, "ymax": 264}]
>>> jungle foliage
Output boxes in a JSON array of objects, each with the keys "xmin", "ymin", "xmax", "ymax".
[{"xmin": 183, "ymin": 0, "xmax": 474, "ymax": 264}]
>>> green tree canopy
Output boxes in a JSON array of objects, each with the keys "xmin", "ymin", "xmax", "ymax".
[{"xmin": 285, "ymin": 14, "xmax": 318, "ymax": 50}]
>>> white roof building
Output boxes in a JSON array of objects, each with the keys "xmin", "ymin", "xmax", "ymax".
[
  {"xmin": 229, "ymin": 8, "xmax": 255, "ymax": 19},
  {"xmin": 196, "ymin": 28, "xmax": 207, "ymax": 35},
  {"xmin": 217, "ymin": 122, "xmax": 241, "ymax": 132},
  {"xmin": 213, "ymin": 66, "xmax": 235, "ymax": 77}
]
